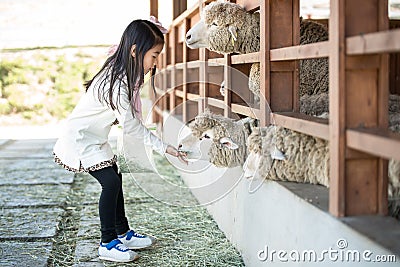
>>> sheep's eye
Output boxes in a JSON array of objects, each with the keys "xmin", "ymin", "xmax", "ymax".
[
  {"xmin": 203, "ymin": 134, "xmax": 210, "ymax": 139},
  {"xmin": 211, "ymin": 22, "xmax": 218, "ymax": 27}
]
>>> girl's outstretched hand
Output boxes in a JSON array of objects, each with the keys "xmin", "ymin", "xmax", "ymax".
[{"xmin": 166, "ymin": 145, "xmax": 188, "ymax": 165}]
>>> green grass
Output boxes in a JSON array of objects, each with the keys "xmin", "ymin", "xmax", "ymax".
[{"xmin": 0, "ymin": 47, "xmax": 106, "ymax": 124}]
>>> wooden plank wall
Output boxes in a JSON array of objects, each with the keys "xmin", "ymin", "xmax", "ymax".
[{"xmin": 150, "ymin": 0, "xmax": 400, "ymax": 217}]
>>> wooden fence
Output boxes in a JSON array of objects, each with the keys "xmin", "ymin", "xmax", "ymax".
[{"xmin": 151, "ymin": 0, "xmax": 400, "ymax": 217}]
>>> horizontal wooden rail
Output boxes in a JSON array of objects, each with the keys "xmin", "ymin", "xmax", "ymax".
[
  {"xmin": 206, "ymin": 97, "xmax": 226, "ymax": 109},
  {"xmin": 187, "ymin": 60, "xmax": 202, "ymax": 68},
  {"xmin": 208, "ymin": 58, "xmax": 226, "ymax": 65},
  {"xmin": 172, "ymin": 61, "xmax": 209, "ymax": 69},
  {"xmin": 231, "ymin": 104, "xmax": 260, "ymax": 118},
  {"xmin": 231, "ymin": 52, "xmax": 260, "ymax": 64},
  {"xmin": 270, "ymin": 41, "xmax": 330, "ymax": 61},
  {"xmin": 175, "ymin": 62, "xmax": 185, "ymax": 69},
  {"xmin": 187, "ymin": 93, "xmax": 199, "ymax": 100},
  {"xmin": 175, "ymin": 89, "xmax": 184, "ymax": 98},
  {"xmin": 153, "ymin": 105, "xmax": 163, "ymax": 116},
  {"xmin": 154, "ymin": 87, "xmax": 165, "ymax": 96},
  {"xmin": 347, "ymin": 128, "xmax": 400, "ymax": 162},
  {"xmin": 347, "ymin": 28, "xmax": 400, "ymax": 55},
  {"xmin": 209, "ymin": 42, "xmax": 329, "ymax": 65},
  {"xmin": 272, "ymin": 112, "xmax": 329, "ymax": 140},
  {"xmin": 166, "ymin": 65, "xmax": 175, "ymax": 71}
]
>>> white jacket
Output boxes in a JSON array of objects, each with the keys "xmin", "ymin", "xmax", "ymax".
[{"xmin": 53, "ymin": 73, "xmax": 167, "ymax": 170}]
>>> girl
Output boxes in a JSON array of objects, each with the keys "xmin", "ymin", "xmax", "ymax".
[{"xmin": 53, "ymin": 18, "xmax": 186, "ymax": 262}]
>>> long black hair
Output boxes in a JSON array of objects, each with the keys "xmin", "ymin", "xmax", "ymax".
[{"xmin": 85, "ymin": 19, "xmax": 164, "ymax": 114}]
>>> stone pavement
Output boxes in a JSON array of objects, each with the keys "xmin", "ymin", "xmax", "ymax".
[
  {"xmin": 0, "ymin": 137, "xmax": 244, "ymax": 267},
  {"xmin": 0, "ymin": 138, "xmax": 73, "ymax": 267}
]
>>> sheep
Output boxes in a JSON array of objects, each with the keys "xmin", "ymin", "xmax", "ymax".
[
  {"xmin": 388, "ymin": 94, "xmax": 400, "ymax": 218},
  {"xmin": 245, "ymin": 124, "xmax": 400, "ymax": 217},
  {"xmin": 243, "ymin": 94, "xmax": 400, "ymax": 217},
  {"xmin": 299, "ymin": 92, "xmax": 400, "ymax": 121},
  {"xmin": 243, "ymin": 126, "xmax": 329, "ymax": 187},
  {"xmin": 179, "ymin": 107, "xmax": 399, "ymax": 218},
  {"xmin": 186, "ymin": 0, "xmax": 261, "ymax": 103},
  {"xmin": 185, "ymin": 0, "xmax": 398, "ymax": 216},
  {"xmin": 186, "ymin": 0, "xmax": 260, "ymax": 54},
  {"xmin": 185, "ymin": 0, "xmax": 329, "ymax": 115},
  {"xmin": 178, "ymin": 109, "xmax": 257, "ymax": 168},
  {"xmin": 244, "ymin": 93, "xmax": 400, "ymax": 184},
  {"xmin": 388, "ymin": 155, "xmax": 400, "ymax": 219}
]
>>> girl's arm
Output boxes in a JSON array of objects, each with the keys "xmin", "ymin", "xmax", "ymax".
[
  {"xmin": 119, "ymin": 108, "xmax": 167, "ymax": 155},
  {"xmin": 112, "ymin": 89, "xmax": 167, "ymax": 155},
  {"xmin": 112, "ymin": 85, "xmax": 187, "ymax": 163}
]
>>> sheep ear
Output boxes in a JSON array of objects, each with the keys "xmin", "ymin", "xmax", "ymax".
[
  {"xmin": 228, "ymin": 26, "xmax": 238, "ymax": 41},
  {"xmin": 220, "ymin": 137, "xmax": 239, "ymax": 150},
  {"xmin": 271, "ymin": 146, "xmax": 286, "ymax": 160}
]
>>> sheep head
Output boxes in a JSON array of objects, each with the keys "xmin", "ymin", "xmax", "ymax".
[
  {"xmin": 186, "ymin": 0, "xmax": 260, "ymax": 54},
  {"xmin": 243, "ymin": 127, "xmax": 263, "ymax": 179},
  {"xmin": 178, "ymin": 109, "xmax": 252, "ymax": 168},
  {"xmin": 243, "ymin": 126, "xmax": 286, "ymax": 179},
  {"xmin": 178, "ymin": 132, "xmax": 214, "ymax": 162}
]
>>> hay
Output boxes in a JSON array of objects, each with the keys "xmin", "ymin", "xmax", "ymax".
[{"xmin": 48, "ymin": 154, "xmax": 244, "ymax": 266}]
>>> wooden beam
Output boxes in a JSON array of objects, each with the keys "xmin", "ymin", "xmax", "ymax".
[
  {"xmin": 154, "ymin": 105, "xmax": 163, "ymax": 116},
  {"xmin": 198, "ymin": 48, "xmax": 207, "ymax": 114},
  {"xmin": 171, "ymin": 4, "xmax": 199, "ymax": 27},
  {"xmin": 231, "ymin": 104, "xmax": 261, "ymax": 119},
  {"xmin": 272, "ymin": 112, "xmax": 329, "ymax": 140},
  {"xmin": 330, "ymin": 0, "xmax": 389, "ymax": 217},
  {"xmin": 175, "ymin": 89, "xmax": 184, "ymax": 98},
  {"xmin": 231, "ymin": 52, "xmax": 260, "ymax": 64},
  {"xmin": 228, "ymin": 42, "xmax": 331, "ymax": 65},
  {"xmin": 223, "ymin": 54, "xmax": 232, "ymax": 118},
  {"xmin": 378, "ymin": 0, "xmax": 390, "ymax": 216},
  {"xmin": 208, "ymin": 57, "xmax": 226, "ymax": 65},
  {"xmin": 259, "ymin": 0, "xmax": 271, "ymax": 126},
  {"xmin": 329, "ymin": 0, "xmax": 346, "ymax": 217},
  {"xmin": 347, "ymin": 28, "xmax": 400, "ymax": 55},
  {"xmin": 182, "ymin": 19, "xmax": 189, "ymax": 123},
  {"xmin": 197, "ymin": 1, "xmax": 207, "ymax": 115},
  {"xmin": 150, "ymin": 0, "xmax": 158, "ymax": 17},
  {"xmin": 292, "ymin": 1, "xmax": 300, "ymax": 114},
  {"xmin": 269, "ymin": 0, "xmax": 299, "ymax": 115},
  {"xmin": 207, "ymin": 97, "xmax": 226, "ymax": 109},
  {"xmin": 187, "ymin": 93, "xmax": 200, "ymax": 101},
  {"xmin": 169, "ymin": 26, "xmax": 177, "ymax": 113},
  {"xmin": 270, "ymin": 41, "xmax": 329, "ymax": 61},
  {"xmin": 173, "ymin": 0, "xmax": 187, "ymax": 19},
  {"xmin": 347, "ymin": 128, "xmax": 400, "ymax": 162}
]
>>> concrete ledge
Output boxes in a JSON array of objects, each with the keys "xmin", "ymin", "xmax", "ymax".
[{"xmin": 163, "ymin": 113, "xmax": 400, "ymax": 267}]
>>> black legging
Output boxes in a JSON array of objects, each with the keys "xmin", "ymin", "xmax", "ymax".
[{"xmin": 89, "ymin": 164, "xmax": 130, "ymax": 243}]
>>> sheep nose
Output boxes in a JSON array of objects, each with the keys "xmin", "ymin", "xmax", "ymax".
[
  {"xmin": 186, "ymin": 33, "xmax": 192, "ymax": 42},
  {"xmin": 178, "ymin": 144, "xmax": 183, "ymax": 149}
]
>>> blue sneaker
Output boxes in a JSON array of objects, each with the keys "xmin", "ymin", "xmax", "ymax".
[
  {"xmin": 98, "ymin": 239, "xmax": 139, "ymax": 262},
  {"xmin": 118, "ymin": 230, "xmax": 156, "ymax": 249}
]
